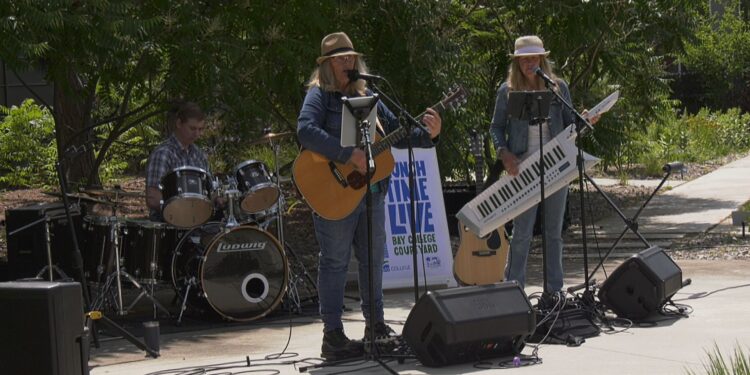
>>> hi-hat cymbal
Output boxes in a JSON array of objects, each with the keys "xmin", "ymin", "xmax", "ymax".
[
  {"xmin": 80, "ymin": 187, "xmax": 144, "ymax": 197},
  {"xmin": 249, "ymin": 132, "xmax": 294, "ymax": 146}
]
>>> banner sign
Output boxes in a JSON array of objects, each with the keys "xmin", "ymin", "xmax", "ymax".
[{"xmin": 383, "ymin": 147, "xmax": 456, "ymax": 289}]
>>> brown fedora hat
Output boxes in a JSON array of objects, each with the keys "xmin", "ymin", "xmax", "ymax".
[
  {"xmin": 509, "ymin": 35, "xmax": 550, "ymax": 57},
  {"xmin": 316, "ymin": 32, "xmax": 362, "ymax": 64}
]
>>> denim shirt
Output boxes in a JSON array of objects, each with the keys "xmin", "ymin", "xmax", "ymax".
[
  {"xmin": 297, "ymin": 86, "xmax": 435, "ymax": 165},
  {"xmin": 489, "ymin": 80, "xmax": 575, "ymax": 156}
]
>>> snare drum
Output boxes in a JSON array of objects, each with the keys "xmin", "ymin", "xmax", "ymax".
[
  {"xmin": 160, "ymin": 166, "xmax": 213, "ymax": 228},
  {"xmin": 234, "ymin": 160, "xmax": 279, "ymax": 214},
  {"xmin": 81, "ymin": 215, "xmax": 122, "ymax": 282},
  {"xmin": 120, "ymin": 219, "xmax": 180, "ymax": 284},
  {"xmin": 172, "ymin": 223, "xmax": 288, "ymax": 321}
]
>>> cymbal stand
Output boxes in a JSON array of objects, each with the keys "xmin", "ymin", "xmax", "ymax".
[
  {"xmin": 37, "ymin": 216, "xmax": 71, "ymax": 281},
  {"xmin": 269, "ymin": 137, "xmax": 319, "ymax": 309}
]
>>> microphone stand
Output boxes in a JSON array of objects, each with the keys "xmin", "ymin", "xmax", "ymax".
[
  {"xmin": 539, "ymin": 82, "xmax": 596, "ymax": 302},
  {"xmin": 368, "ymin": 80, "xmax": 431, "ymax": 304},
  {"xmin": 524, "ymin": 94, "xmax": 551, "ymax": 297}
]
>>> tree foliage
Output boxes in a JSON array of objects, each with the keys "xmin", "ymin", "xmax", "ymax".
[
  {"xmin": 0, "ymin": 0, "xmax": 715, "ymax": 188},
  {"xmin": 680, "ymin": 0, "xmax": 750, "ymax": 111}
]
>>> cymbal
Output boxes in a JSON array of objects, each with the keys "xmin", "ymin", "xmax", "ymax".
[
  {"xmin": 249, "ymin": 132, "xmax": 294, "ymax": 146},
  {"xmin": 43, "ymin": 191, "xmax": 113, "ymax": 205},
  {"xmin": 80, "ymin": 187, "xmax": 144, "ymax": 197}
]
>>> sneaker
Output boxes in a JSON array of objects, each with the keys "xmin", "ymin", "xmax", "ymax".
[{"xmin": 321, "ymin": 328, "xmax": 364, "ymax": 361}]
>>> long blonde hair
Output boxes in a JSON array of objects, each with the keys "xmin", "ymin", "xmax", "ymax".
[
  {"xmin": 307, "ymin": 57, "xmax": 369, "ymax": 96},
  {"xmin": 507, "ymin": 57, "xmax": 559, "ymax": 92}
]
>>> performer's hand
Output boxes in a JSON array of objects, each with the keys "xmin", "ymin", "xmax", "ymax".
[
  {"xmin": 421, "ymin": 108, "xmax": 442, "ymax": 139},
  {"xmin": 499, "ymin": 149, "xmax": 520, "ymax": 176},
  {"xmin": 348, "ymin": 148, "xmax": 367, "ymax": 174},
  {"xmin": 582, "ymin": 109, "xmax": 601, "ymax": 125}
]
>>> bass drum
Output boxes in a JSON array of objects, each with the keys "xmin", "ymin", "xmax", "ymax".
[{"xmin": 171, "ymin": 222, "xmax": 288, "ymax": 321}]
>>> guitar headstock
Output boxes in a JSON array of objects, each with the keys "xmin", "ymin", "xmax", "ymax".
[
  {"xmin": 433, "ymin": 84, "xmax": 468, "ymax": 114},
  {"xmin": 469, "ymin": 128, "xmax": 484, "ymax": 190}
]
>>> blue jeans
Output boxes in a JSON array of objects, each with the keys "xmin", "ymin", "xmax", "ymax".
[
  {"xmin": 313, "ymin": 189, "xmax": 386, "ymax": 333},
  {"xmin": 505, "ymin": 186, "xmax": 568, "ymax": 292}
]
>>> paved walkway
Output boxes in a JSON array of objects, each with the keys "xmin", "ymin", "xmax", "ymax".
[
  {"xmin": 563, "ymin": 155, "xmax": 750, "ymax": 256},
  {"xmin": 86, "ymin": 154, "xmax": 750, "ymax": 375}
]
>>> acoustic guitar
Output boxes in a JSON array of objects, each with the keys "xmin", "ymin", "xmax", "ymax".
[
  {"xmin": 453, "ymin": 129, "xmax": 510, "ymax": 286},
  {"xmin": 292, "ymin": 85, "xmax": 468, "ymax": 220}
]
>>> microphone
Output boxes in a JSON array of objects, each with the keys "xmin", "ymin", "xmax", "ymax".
[
  {"xmin": 534, "ymin": 67, "xmax": 557, "ymax": 87},
  {"xmin": 346, "ymin": 69, "xmax": 383, "ymax": 82}
]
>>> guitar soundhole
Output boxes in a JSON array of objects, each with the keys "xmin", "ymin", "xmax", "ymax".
[
  {"xmin": 487, "ymin": 230, "xmax": 501, "ymax": 249},
  {"xmin": 347, "ymin": 172, "xmax": 366, "ymax": 189}
]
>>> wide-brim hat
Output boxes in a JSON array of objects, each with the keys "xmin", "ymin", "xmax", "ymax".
[
  {"xmin": 316, "ymin": 32, "xmax": 362, "ymax": 64},
  {"xmin": 509, "ymin": 35, "xmax": 550, "ymax": 57}
]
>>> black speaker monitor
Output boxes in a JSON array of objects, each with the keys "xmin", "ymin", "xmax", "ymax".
[
  {"xmin": 598, "ymin": 246, "xmax": 683, "ymax": 320},
  {"xmin": 0, "ymin": 281, "xmax": 88, "ymax": 375},
  {"xmin": 403, "ymin": 281, "xmax": 535, "ymax": 367}
]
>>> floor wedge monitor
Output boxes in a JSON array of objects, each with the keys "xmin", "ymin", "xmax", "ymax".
[
  {"xmin": 598, "ymin": 246, "xmax": 683, "ymax": 320},
  {"xmin": 403, "ymin": 281, "xmax": 534, "ymax": 367}
]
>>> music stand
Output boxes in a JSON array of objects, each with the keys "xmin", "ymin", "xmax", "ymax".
[
  {"xmin": 506, "ymin": 91, "xmax": 554, "ymax": 297},
  {"xmin": 341, "ymin": 95, "xmax": 378, "ymax": 148}
]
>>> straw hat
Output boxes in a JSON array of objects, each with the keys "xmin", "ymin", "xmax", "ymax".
[
  {"xmin": 316, "ymin": 32, "xmax": 362, "ymax": 64},
  {"xmin": 509, "ymin": 35, "xmax": 550, "ymax": 57}
]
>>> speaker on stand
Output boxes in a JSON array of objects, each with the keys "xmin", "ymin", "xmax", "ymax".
[
  {"xmin": 402, "ymin": 281, "xmax": 535, "ymax": 367},
  {"xmin": 598, "ymin": 246, "xmax": 688, "ymax": 320}
]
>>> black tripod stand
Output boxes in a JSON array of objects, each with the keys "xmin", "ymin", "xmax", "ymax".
[{"xmin": 55, "ymin": 148, "xmax": 159, "ymax": 359}]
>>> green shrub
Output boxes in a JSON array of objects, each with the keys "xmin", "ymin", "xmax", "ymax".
[
  {"xmin": 634, "ymin": 107, "xmax": 750, "ymax": 176},
  {"xmin": 0, "ymin": 100, "xmax": 58, "ymax": 188}
]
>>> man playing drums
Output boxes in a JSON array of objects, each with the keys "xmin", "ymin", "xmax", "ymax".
[{"xmin": 145, "ymin": 101, "xmax": 211, "ymax": 225}]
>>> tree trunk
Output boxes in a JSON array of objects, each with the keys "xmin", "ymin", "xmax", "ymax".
[{"xmin": 52, "ymin": 69, "xmax": 100, "ymax": 189}]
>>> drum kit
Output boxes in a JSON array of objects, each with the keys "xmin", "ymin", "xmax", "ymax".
[{"xmin": 78, "ymin": 131, "xmax": 312, "ymax": 323}]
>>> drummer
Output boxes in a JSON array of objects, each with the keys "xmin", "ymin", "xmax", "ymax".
[{"xmin": 145, "ymin": 101, "xmax": 211, "ymax": 222}]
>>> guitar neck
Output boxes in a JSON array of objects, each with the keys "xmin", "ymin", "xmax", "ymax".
[{"xmin": 370, "ymin": 100, "xmax": 450, "ymax": 157}]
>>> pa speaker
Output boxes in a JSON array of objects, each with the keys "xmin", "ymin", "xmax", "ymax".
[
  {"xmin": 403, "ymin": 281, "xmax": 535, "ymax": 367},
  {"xmin": 0, "ymin": 281, "xmax": 88, "ymax": 375},
  {"xmin": 598, "ymin": 246, "xmax": 683, "ymax": 320}
]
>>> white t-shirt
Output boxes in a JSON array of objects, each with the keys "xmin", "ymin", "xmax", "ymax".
[{"xmin": 519, "ymin": 121, "xmax": 551, "ymax": 161}]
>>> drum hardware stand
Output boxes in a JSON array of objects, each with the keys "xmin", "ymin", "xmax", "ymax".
[
  {"xmin": 269, "ymin": 135, "xmax": 319, "ymax": 310},
  {"xmin": 53, "ymin": 148, "xmax": 158, "ymax": 358},
  {"xmin": 218, "ymin": 176, "xmax": 242, "ymax": 229},
  {"xmin": 91, "ymin": 221, "xmax": 171, "ymax": 319},
  {"xmin": 175, "ymin": 275, "xmax": 198, "ymax": 324}
]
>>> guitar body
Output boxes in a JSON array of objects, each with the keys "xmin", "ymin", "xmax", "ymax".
[
  {"xmin": 453, "ymin": 128, "xmax": 509, "ymax": 286},
  {"xmin": 292, "ymin": 145, "xmax": 395, "ymax": 220},
  {"xmin": 454, "ymin": 224, "xmax": 509, "ymax": 286}
]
